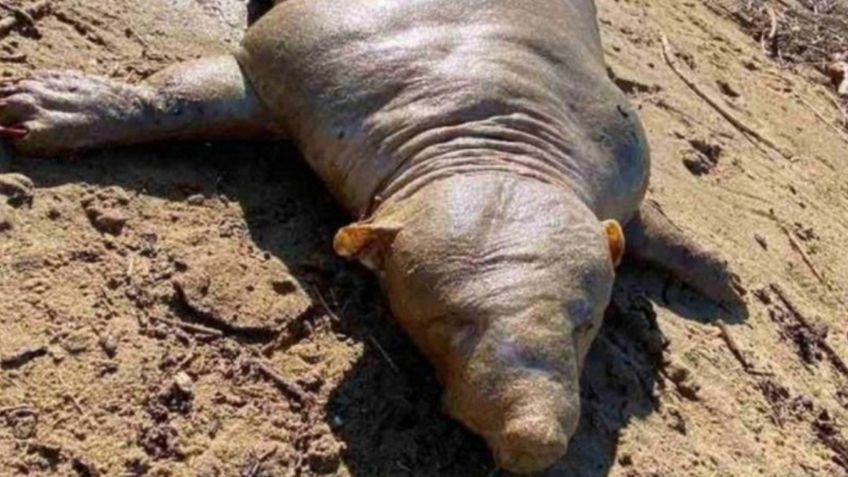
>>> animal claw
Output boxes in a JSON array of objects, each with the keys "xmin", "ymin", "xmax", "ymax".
[{"xmin": 0, "ymin": 126, "xmax": 28, "ymax": 139}]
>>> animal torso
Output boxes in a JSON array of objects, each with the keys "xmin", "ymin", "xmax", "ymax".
[{"xmin": 239, "ymin": 0, "xmax": 650, "ymax": 221}]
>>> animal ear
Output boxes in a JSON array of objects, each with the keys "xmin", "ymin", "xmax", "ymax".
[
  {"xmin": 334, "ymin": 222, "xmax": 402, "ymax": 270},
  {"xmin": 603, "ymin": 220, "xmax": 625, "ymax": 267}
]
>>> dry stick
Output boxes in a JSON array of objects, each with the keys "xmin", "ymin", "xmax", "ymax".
[
  {"xmin": 367, "ymin": 335, "xmax": 400, "ymax": 373},
  {"xmin": 715, "ymin": 322, "xmax": 772, "ymax": 377},
  {"xmin": 176, "ymin": 341, "xmax": 197, "ymax": 370},
  {"xmin": 794, "ymin": 94, "xmax": 848, "ymax": 143},
  {"xmin": 778, "ymin": 223, "xmax": 828, "ymax": 287},
  {"xmin": 660, "ymin": 33, "xmax": 793, "ymax": 160},
  {"xmin": 312, "ymin": 287, "xmax": 400, "ymax": 373},
  {"xmin": 64, "ymin": 393, "xmax": 85, "ymax": 415},
  {"xmin": 767, "ymin": 5, "xmax": 778, "ymax": 40},
  {"xmin": 0, "ymin": 53, "xmax": 25, "ymax": 62},
  {"xmin": 716, "ymin": 321, "xmax": 751, "ymax": 370},
  {"xmin": 312, "ymin": 286, "xmax": 340, "ymax": 322},
  {"xmin": 258, "ymin": 446, "xmax": 278, "ymax": 462},
  {"xmin": 760, "ymin": 5, "xmax": 778, "ymax": 57},
  {"xmin": 126, "ymin": 256, "xmax": 135, "ymax": 280},
  {"xmin": 260, "ymin": 329, "xmax": 286, "ymax": 357},
  {"xmin": 249, "ymin": 359, "xmax": 310, "ymax": 404},
  {"xmin": 246, "ymin": 446, "xmax": 278, "ymax": 477},
  {"xmin": 54, "ymin": 374, "xmax": 86, "ymax": 415},
  {"xmin": 0, "ymin": 405, "xmax": 35, "ymax": 415},
  {"xmin": 0, "ymin": 0, "xmax": 49, "ymax": 38},
  {"xmin": 770, "ymin": 283, "xmax": 848, "ymax": 377},
  {"xmin": 55, "ymin": 375, "xmax": 96, "ymax": 429},
  {"xmin": 149, "ymin": 315, "xmax": 223, "ymax": 337}
]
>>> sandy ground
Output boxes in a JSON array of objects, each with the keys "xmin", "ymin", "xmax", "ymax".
[{"xmin": 1, "ymin": 0, "xmax": 848, "ymax": 476}]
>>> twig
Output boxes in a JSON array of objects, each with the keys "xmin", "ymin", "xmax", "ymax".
[
  {"xmin": 55, "ymin": 374, "xmax": 97, "ymax": 429},
  {"xmin": 260, "ymin": 330, "xmax": 286, "ymax": 357},
  {"xmin": 0, "ymin": 0, "xmax": 49, "ymax": 38},
  {"xmin": 761, "ymin": 5, "xmax": 778, "ymax": 57},
  {"xmin": 660, "ymin": 32, "xmax": 793, "ymax": 159},
  {"xmin": 64, "ymin": 393, "xmax": 85, "ymax": 415},
  {"xmin": 312, "ymin": 286, "xmax": 340, "ymax": 322},
  {"xmin": 0, "ymin": 405, "xmax": 36, "ymax": 415},
  {"xmin": 715, "ymin": 322, "xmax": 772, "ymax": 376},
  {"xmin": 149, "ymin": 315, "xmax": 224, "ymax": 337},
  {"xmin": 779, "ymin": 223, "xmax": 828, "ymax": 287},
  {"xmin": 367, "ymin": 335, "xmax": 400, "ymax": 373},
  {"xmin": 258, "ymin": 446, "xmax": 278, "ymax": 462},
  {"xmin": 126, "ymin": 256, "xmax": 135, "ymax": 279},
  {"xmin": 794, "ymin": 94, "xmax": 848, "ymax": 143},
  {"xmin": 0, "ymin": 52, "xmax": 25, "ymax": 62},
  {"xmin": 770, "ymin": 283, "xmax": 848, "ymax": 377},
  {"xmin": 176, "ymin": 341, "xmax": 197, "ymax": 370},
  {"xmin": 246, "ymin": 446, "xmax": 278, "ymax": 477},
  {"xmin": 767, "ymin": 6, "xmax": 778, "ymax": 40},
  {"xmin": 716, "ymin": 322, "xmax": 751, "ymax": 369},
  {"xmin": 249, "ymin": 359, "xmax": 311, "ymax": 404}
]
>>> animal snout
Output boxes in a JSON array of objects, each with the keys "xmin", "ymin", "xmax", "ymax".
[{"xmin": 494, "ymin": 411, "xmax": 571, "ymax": 474}]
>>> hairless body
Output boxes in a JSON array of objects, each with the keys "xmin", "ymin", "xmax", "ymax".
[{"xmin": 0, "ymin": 0, "xmax": 743, "ymax": 473}]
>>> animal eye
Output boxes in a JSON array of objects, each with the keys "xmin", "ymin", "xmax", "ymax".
[
  {"xmin": 575, "ymin": 320, "xmax": 595, "ymax": 335},
  {"xmin": 566, "ymin": 300, "xmax": 594, "ymax": 334}
]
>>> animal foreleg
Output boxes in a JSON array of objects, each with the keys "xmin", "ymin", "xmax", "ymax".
[
  {"xmin": 0, "ymin": 55, "xmax": 283, "ymax": 156},
  {"xmin": 623, "ymin": 199, "xmax": 745, "ymax": 306}
]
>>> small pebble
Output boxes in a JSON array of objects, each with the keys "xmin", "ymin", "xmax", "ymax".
[
  {"xmin": 173, "ymin": 372, "xmax": 194, "ymax": 396},
  {"xmin": 99, "ymin": 335, "xmax": 118, "ymax": 358},
  {"xmin": 93, "ymin": 211, "xmax": 128, "ymax": 235},
  {"xmin": 667, "ymin": 406, "xmax": 688, "ymax": 434},
  {"xmin": 62, "ymin": 332, "xmax": 92, "ymax": 355},
  {"xmin": 186, "ymin": 194, "xmax": 205, "ymax": 206},
  {"xmin": 48, "ymin": 346, "xmax": 66, "ymax": 363}
]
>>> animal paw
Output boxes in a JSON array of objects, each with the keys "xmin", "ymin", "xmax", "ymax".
[{"xmin": 0, "ymin": 70, "xmax": 151, "ymax": 156}]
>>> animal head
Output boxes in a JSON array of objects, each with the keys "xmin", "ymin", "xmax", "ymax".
[{"xmin": 335, "ymin": 173, "xmax": 623, "ymax": 473}]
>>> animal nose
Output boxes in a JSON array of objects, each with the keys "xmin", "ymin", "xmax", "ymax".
[{"xmin": 494, "ymin": 410, "xmax": 571, "ymax": 474}]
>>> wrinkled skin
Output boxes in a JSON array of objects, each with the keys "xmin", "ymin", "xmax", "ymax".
[
  {"xmin": 369, "ymin": 175, "xmax": 616, "ymax": 471},
  {"xmin": 0, "ymin": 0, "xmax": 743, "ymax": 473}
]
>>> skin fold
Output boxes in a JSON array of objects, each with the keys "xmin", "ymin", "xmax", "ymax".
[{"xmin": 0, "ymin": 0, "xmax": 744, "ymax": 473}]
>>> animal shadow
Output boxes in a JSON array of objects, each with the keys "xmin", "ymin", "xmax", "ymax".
[
  {"xmin": 247, "ymin": 0, "xmax": 276, "ymax": 25},
  {"xmin": 4, "ymin": 141, "xmax": 747, "ymax": 477}
]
